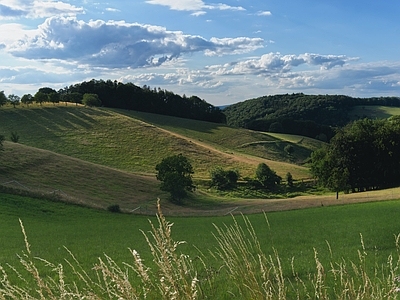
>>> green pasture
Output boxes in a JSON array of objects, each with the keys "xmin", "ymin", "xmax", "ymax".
[{"xmin": 2, "ymin": 192, "xmax": 400, "ymax": 297}]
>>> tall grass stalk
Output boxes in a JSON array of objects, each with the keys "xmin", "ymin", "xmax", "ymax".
[{"xmin": 1, "ymin": 203, "xmax": 400, "ymax": 299}]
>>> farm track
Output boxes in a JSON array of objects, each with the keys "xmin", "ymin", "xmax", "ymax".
[{"xmin": 135, "ymin": 187, "xmax": 400, "ymax": 217}]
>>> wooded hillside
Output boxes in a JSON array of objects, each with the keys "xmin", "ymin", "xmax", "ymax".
[{"xmin": 224, "ymin": 93, "xmax": 400, "ymax": 140}]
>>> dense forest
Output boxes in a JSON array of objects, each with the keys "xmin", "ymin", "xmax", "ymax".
[
  {"xmin": 223, "ymin": 93, "xmax": 400, "ymax": 140},
  {"xmin": 56, "ymin": 79, "xmax": 226, "ymax": 123}
]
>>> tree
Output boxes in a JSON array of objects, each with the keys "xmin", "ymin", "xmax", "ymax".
[
  {"xmin": 155, "ymin": 154, "xmax": 195, "ymax": 203},
  {"xmin": 309, "ymin": 118, "xmax": 400, "ymax": 197},
  {"xmin": 34, "ymin": 91, "xmax": 47, "ymax": 106},
  {"xmin": 210, "ymin": 167, "xmax": 240, "ymax": 190},
  {"xmin": 21, "ymin": 94, "xmax": 33, "ymax": 107},
  {"xmin": 8, "ymin": 94, "xmax": 20, "ymax": 108},
  {"xmin": 286, "ymin": 172, "xmax": 294, "ymax": 188},
  {"xmin": 82, "ymin": 93, "xmax": 102, "ymax": 107},
  {"xmin": 69, "ymin": 92, "xmax": 82, "ymax": 105},
  {"xmin": 48, "ymin": 93, "xmax": 60, "ymax": 105},
  {"xmin": 0, "ymin": 91, "xmax": 7, "ymax": 106},
  {"xmin": 256, "ymin": 163, "xmax": 281, "ymax": 189}
]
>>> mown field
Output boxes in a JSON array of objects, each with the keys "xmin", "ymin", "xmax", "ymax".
[{"xmin": 1, "ymin": 192, "xmax": 400, "ymax": 298}]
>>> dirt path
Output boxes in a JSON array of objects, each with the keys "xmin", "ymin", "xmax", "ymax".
[
  {"xmin": 152, "ymin": 187, "xmax": 400, "ymax": 216},
  {"xmin": 153, "ymin": 123, "xmax": 304, "ymax": 170}
]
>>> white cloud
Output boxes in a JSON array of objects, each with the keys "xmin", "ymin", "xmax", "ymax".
[
  {"xmin": 6, "ymin": 17, "xmax": 264, "ymax": 68},
  {"xmin": 105, "ymin": 7, "xmax": 120, "ymax": 12},
  {"xmin": 191, "ymin": 11, "xmax": 206, "ymax": 17},
  {"xmin": 145, "ymin": 0, "xmax": 245, "ymax": 12},
  {"xmin": 204, "ymin": 3, "xmax": 245, "ymax": 11},
  {"xmin": 206, "ymin": 52, "xmax": 358, "ymax": 76},
  {"xmin": 205, "ymin": 37, "xmax": 264, "ymax": 55},
  {"xmin": 0, "ymin": 0, "xmax": 84, "ymax": 19},
  {"xmin": 145, "ymin": 0, "xmax": 204, "ymax": 11},
  {"xmin": 257, "ymin": 10, "xmax": 272, "ymax": 16}
]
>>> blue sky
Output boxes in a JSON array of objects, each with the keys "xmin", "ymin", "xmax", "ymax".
[{"xmin": 1, "ymin": 0, "xmax": 400, "ymax": 105}]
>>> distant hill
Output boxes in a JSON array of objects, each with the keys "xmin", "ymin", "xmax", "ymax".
[{"xmin": 224, "ymin": 93, "xmax": 400, "ymax": 140}]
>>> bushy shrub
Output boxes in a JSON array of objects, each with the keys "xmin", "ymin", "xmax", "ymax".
[
  {"xmin": 10, "ymin": 131, "xmax": 19, "ymax": 143},
  {"xmin": 256, "ymin": 163, "xmax": 281, "ymax": 189},
  {"xmin": 107, "ymin": 204, "xmax": 121, "ymax": 213},
  {"xmin": 210, "ymin": 167, "xmax": 240, "ymax": 190}
]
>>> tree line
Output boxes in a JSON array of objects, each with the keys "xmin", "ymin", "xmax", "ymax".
[
  {"xmin": 311, "ymin": 117, "xmax": 400, "ymax": 197},
  {"xmin": 1, "ymin": 80, "xmax": 226, "ymax": 124},
  {"xmin": 59, "ymin": 79, "xmax": 226, "ymax": 123},
  {"xmin": 224, "ymin": 93, "xmax": 400, "ymax": 141}
]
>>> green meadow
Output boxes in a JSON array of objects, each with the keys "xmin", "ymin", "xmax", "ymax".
[{"xmin": 1, "ymin": 192, "xmax": 400, "ymax": 298}]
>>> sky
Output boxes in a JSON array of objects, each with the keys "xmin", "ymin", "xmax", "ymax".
[{"xmin": 1, "ymin": 1, "xmax": 400, "ymax": 106}]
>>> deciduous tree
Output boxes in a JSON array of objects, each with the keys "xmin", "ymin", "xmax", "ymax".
[
  {"xmin": 256, "ymin": 163, "xmax": 281, "ymax": 189},
  {"xmin": 0, "ymin": 91, "xmax": 7, "ymax": 106},
  {"xmin": 82, "ymin": 93, "xmax": 102, "ymax": 107},
  {"xmin": 155, "ymin": 154, "xmax": 195, "ymax": 203}
]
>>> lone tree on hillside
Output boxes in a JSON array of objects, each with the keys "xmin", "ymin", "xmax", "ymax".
[{"xmin": 155, "ymin": 154, "xmax": 195, "ymax": 203}]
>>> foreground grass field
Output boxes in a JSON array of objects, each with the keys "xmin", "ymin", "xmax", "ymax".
[{"xmin": 1, "ymin": 193, "xmax": 400, "ymax": 298}]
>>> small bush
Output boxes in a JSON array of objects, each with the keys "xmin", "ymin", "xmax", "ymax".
[
  {"xmin": 10, "ymin": 131, "xmax": 19, "ymax": 143},
  {"xmin": 210, "ymin": 167, "xmax": 240, "ymax": 190},
  {"xmin": 107, "ymin": 204, "xmax": 121, "ymax": 213}
]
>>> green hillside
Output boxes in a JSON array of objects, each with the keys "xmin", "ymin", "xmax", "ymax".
[
  {"xmin": 0, "ymin": 105, "xmax": 312, "ymax": 177},
  {"xmin": 0, "ymin": 104, "xmax": 326, "ymax": 210}
]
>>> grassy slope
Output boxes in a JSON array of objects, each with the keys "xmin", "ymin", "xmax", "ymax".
[
  {"xmin": 0, "ymin": 106, "xmax": 308, "ymax": 179},
  {"xmin": 0, "ymin": 105, "xmax": 315, "ymax": 211},
  {"xmin": 113, "ymin": 109, "xmax": 316, "ymax": 172},
  {"xmin": 0, "ymin": 141, "xmax": 167, "ymax": 210}
]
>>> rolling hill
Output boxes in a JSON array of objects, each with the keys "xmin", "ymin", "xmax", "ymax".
[{"xmin": 0, "ymin": 104, "xmax": 326, "ymax": 213}]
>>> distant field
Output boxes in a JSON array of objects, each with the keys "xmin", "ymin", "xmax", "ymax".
[{"xmin": 349, "ymin": 105, "xmax": 400, "ymax": 120}]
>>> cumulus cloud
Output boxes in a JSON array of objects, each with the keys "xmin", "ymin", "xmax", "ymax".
[
  {"xmin": 0, "ymin": 0, "xmax": 84, "ymax": 19},
  {"xmin": 206, "ymin": 52, "xmax": 358, "ymax": 76},
  {"xmin": 7, "ymin": 17, "xmax": 264, "ymax": 68}
]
